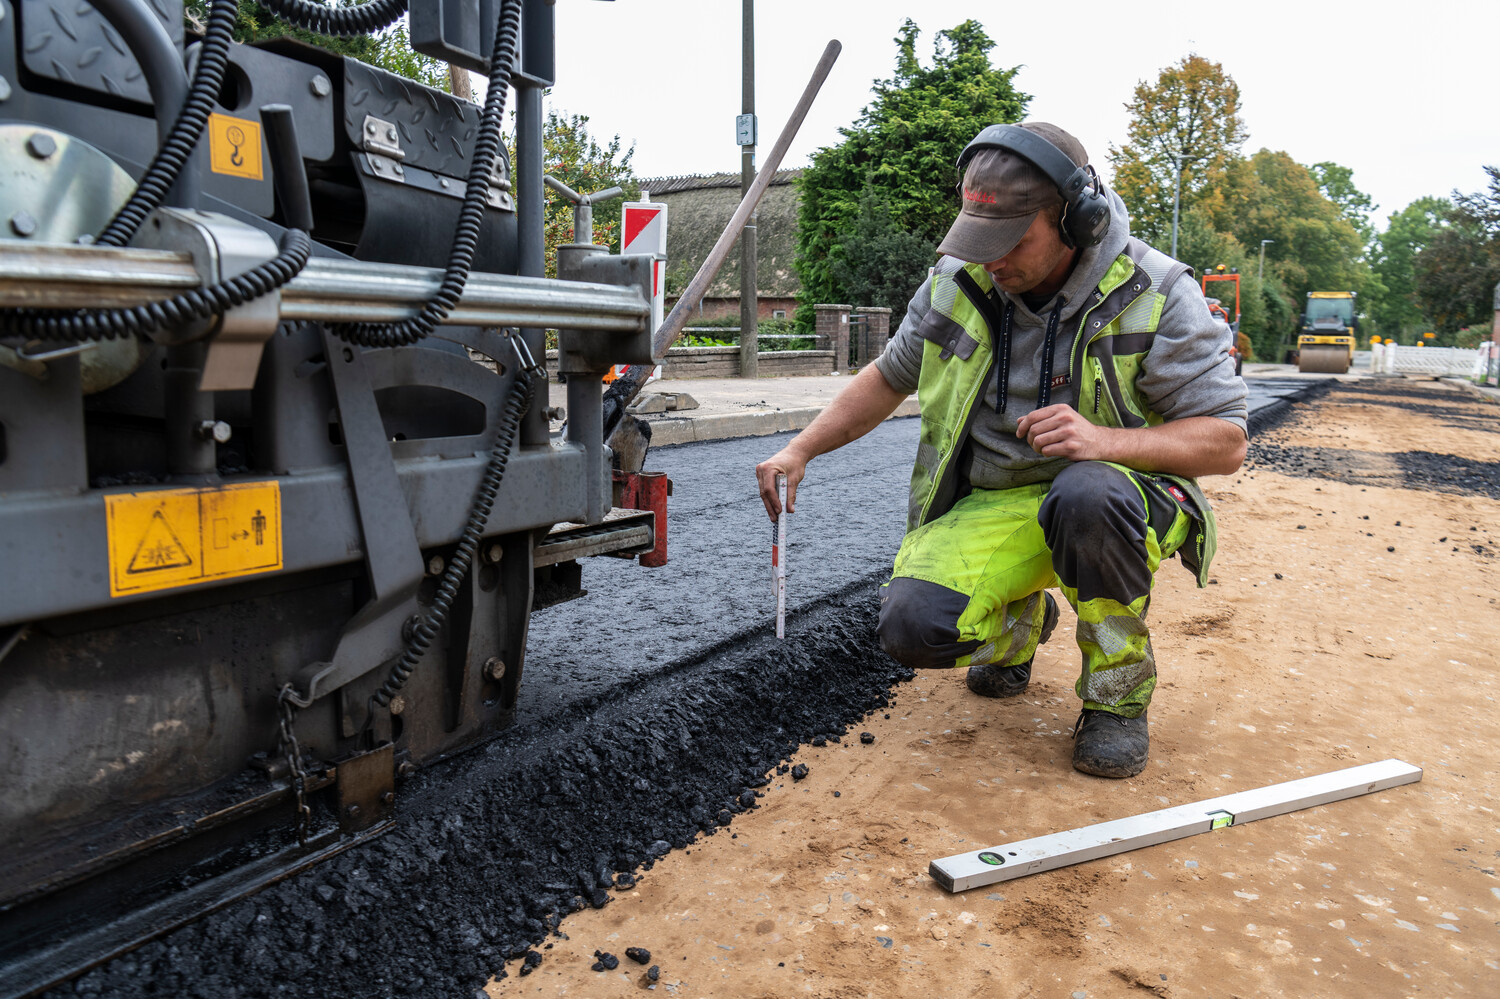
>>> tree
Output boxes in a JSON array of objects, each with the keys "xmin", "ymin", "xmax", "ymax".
[
  {"xmin": 1369, "ymin": 197, "xmax": 1449, "ymax": 341},
  {"xmin": 1109, "ymin": 55, "xmax": 1247, "ymax": 247},
  {"xmin": 1214, "ymin": 150, "xmax": 1369, "ymax": 301},
  {"xmin": 795, "ymin": 19, "xmax": 1029, "ymax": 327},
  {"xmin": 828, "ymin": 190, "xmax": 939, "ymax": 313},
  {"xmin": 1415, "ymin": 166, "xmax": 1500, "ymax": 333},
  {"xmin": 533, "ymin": 110, "xmax": 639, "ymax": 277},
  {"xmin": 1310, "ymin": 162, "xmax": 1377, "ymax": 244},
  {"xmin": 186, "ymin": 2, "xmax": 452, "ymax": 91}
]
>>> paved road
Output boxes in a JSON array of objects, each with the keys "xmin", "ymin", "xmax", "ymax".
[{"xmin": 520, "ymin": 377, "xmax": 1320, "ymax": 726}]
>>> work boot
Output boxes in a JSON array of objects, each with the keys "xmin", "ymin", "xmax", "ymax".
[
  {"xmin": 965, "ymin": 593, "xmax": 1059, "ymax": 698},
  {"xmin": 1072, "ymin": 708, "xmax": 1149, "ymax": 778}
]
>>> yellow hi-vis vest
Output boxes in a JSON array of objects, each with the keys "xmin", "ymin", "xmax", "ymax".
[{"xmin": 906, "ymin": 238, "xmax": 1218, "ymax": 586}]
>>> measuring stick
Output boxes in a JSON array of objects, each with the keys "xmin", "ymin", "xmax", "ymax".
[
  {"xmin": 929, "ymin": 758, "xmax": 1421, "ymax": 892},
  {"xmin": 773, "ymin": 474, "xmax": 788, "ymax": 638}
]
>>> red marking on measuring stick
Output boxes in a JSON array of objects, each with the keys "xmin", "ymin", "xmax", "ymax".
[{"xmin": 773, "ymin": 474, "xmax": 788, "ymax": 639}]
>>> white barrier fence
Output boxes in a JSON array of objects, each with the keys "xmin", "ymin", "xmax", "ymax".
[{"xmin": 1368, "ymin": 343, "xmax": 1490, "ymax": 378}]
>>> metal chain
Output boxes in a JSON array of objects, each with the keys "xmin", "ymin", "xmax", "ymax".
[{"xmin": 276, "ymin": 685, "xmax": 312, "ymax": 846}]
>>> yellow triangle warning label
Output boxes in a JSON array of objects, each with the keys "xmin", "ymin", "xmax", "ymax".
[{"xmin": 126, "ymin": 509, "xmax": 195, "ymax": 574}]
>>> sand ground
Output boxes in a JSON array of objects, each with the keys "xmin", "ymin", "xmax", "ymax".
[{"xmin": 489, "ymin": 381, "xmax": 1500, "ymax": 998}]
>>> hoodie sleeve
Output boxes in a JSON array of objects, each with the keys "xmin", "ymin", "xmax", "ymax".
[
  {"xmin": 1135, "ymin": 271, "xmax": 1249, "ymax": 434},
  {"xmin": 872, "ymin": 270, "xmax": 933, "ymax": 396}
]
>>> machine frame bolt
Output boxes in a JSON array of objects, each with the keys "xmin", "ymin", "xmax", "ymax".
[
  {"xmin": 484, "ymin": 657, "xmax": 506, "ymax": 681},
  {"xmin": 26, "ymin": 132, "xmax": 56, "ymax": 160},
  {"xmin": 398, "ymin": 761, "xmax": 417, "ymax": 776},
  {"xmin": 389, "ymin": 694, "xmax": 406, "ymax": 716},
  {"xmin": 310, "ymin": 75, "xmax": 331, "ymax": 97},
  {"xmin": 380, "ymin": 791, "xmax": 395, "ymax": 807},
  {"xmin": 195, "ymin": 420, "xmax": 232, "ymax": 443},
  {"xmin": 9, "ymin": 210, "xmax": 37, "ymax": 237},
  {"xmin": 426, "ymin": 554, "xmax": 445, "ymax": 576},
  {"xmin": 345, "ymin": 804, "xmax": 361, "ymax": 819},
  {"xmin": 484, "ymin": 543, "xmax": 503, "ymax": 564}
]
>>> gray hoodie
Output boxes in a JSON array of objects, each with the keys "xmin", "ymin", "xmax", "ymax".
[{"xmin": 873, "ymin": 188, "xmax": 1248, "ymax": 491}]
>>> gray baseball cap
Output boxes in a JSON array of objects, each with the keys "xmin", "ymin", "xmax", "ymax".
[{"xmin": 937, "ymin": 122, "xmax": 1089, "ymax": 263}]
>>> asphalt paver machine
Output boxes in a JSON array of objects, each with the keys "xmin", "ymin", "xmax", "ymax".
[{"xmin": 0, "ymin": 0, "xmax": 664, "ymax": 991}]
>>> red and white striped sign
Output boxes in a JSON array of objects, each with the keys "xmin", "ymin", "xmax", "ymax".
[
  {"xmin": 621, "ymin": 201, "xmax": 668, "ymax": 336},
  {"xmin": 621, "ymin": 202, "xmax": 667, "ymax": 257}
]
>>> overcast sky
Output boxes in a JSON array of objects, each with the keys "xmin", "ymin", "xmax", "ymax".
[{"xmin": 544, "ymin": 0, "xmax": 1498, "ymax": 232}]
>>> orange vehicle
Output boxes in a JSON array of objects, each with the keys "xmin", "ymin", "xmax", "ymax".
[{"xmin": 1202, "ymin": 266, "xmax": 1243, "ymax": 375}]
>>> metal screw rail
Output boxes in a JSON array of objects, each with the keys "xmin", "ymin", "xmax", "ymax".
[{"xmin": 0, "ymin": 244, "xmax": 649, "ymax": 333}]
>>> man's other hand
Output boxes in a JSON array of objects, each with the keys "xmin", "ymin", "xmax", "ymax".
[
  {"xmin": 1016, "ymin": 404, "xmax": 1111, "ymax": 461},
  {"xmin": 756, "ymin": 450, "xmax": 806, "ymax": 521}
]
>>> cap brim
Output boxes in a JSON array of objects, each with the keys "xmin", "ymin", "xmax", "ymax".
[{"xmin": 936, "ymin": 210, "xmax": 1038, "ymax": 263}]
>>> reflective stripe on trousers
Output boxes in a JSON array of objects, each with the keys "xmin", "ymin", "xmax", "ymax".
[{"xmin": 877, "ymin": 461, "xmax": 1196, "ymax": 717}]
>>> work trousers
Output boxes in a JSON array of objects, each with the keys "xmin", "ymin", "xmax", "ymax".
[{"xmin": 877, "ymin": 461, "xmax": 1197, "ymax": 717}]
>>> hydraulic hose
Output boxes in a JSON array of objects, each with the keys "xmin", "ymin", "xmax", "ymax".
[
  {"xmin": 332, "ymin": 0, "xmax": 522, "ymax": 349},
  {"xmin": 369, "ymin": 340, "xmax": 541, "ymax": 708},
  {"xmin": 94, "ymin": 0, "xmax": 239, "ymax": 246},
  {"xmin": 2, "ymin": 103, "xmax": 317, "ymax": 342},
  {"xmin": 258, "ymin": 0, "xmax": 408, "ymax": 38}
]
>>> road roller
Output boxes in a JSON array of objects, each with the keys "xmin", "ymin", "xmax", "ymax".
[{"xmin": 1297, "ymin": 291, "xmax": 1358, "ymax": 374}]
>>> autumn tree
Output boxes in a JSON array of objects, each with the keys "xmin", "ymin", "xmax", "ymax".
[
  {"xmin": 1109, "ymin": 55, "xmax": 1247, "ymax": 248},
  {"xmin": 1218, "ymin": 150, "xmax": 1368, "ymax": 298},
  {"xmin": 795, "ymin": 19, "xmax": 1029, "ymax": 324}
]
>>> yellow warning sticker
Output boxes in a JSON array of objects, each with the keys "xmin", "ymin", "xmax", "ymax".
[
  {"xmin": 208, "ymin": 112, "xmax": 264, "ymax": 180},
  {"xmin": 106, "ymin": 482, "xmax": 282, "ymax": 597}
]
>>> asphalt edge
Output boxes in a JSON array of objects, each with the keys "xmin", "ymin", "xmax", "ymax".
[{"xmin": 649, "ymin": 398, "xmax": 922, "ymax": 447}]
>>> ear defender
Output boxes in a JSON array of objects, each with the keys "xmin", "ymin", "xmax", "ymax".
[{"xmin": 954, "ymin": 125, "xmax": 1111, "ymax": 250}]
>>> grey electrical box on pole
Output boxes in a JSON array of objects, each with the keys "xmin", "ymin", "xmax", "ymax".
[{"xmin": 739, "ymin": 0, "xmax": 758, "ymax": 379}]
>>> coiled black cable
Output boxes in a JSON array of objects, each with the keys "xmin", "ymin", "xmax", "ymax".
[
  {"xmin": 259, "ymin": 0, "xmax": 408, "ymax": 38},
  {"xmin": 95, "ymin": 0, "xmax": 239, "ymax": 248},
  {"xmin": 0, "ymin": 230, "xmax": 312, "ymax": 340},
  {"xmin": 332, "ymin": 0, "xmax": 522, "ymax": 349},
  {"xmin": 369, "ymin": 351, "xmax": 538, "ymax": 707}
]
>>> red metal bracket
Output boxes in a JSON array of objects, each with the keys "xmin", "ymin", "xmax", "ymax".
[{"xmin": 611, "ymin": 470, "xmax": 670, "ymax": 567}]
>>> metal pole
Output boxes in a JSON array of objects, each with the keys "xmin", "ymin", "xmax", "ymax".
[
  {"xmin": 600, "ymin": 40, "xmax": 842, "ymax": 440},
  {"xmin": 1259, "ymin": 239, "xmax": 1273, "ymax": 282},
  {"xmin": 739, "ymin": 0, "xmax": 758, "ymax": 379},
  {"xmin": 1170, "ymin": 153, "xmax": 1182, "ymax": 259},
  {"xmin": 517, "ymin": 82, "xmax": 548, "ymax": 446},
  {"xmin": 652, "ymin": 41, "xmax": 839, "ymax": 360}
]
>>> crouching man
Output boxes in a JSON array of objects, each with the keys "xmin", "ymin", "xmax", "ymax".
[{"xmin": 755, "ymin": 123, "xmax": 1246, "ymax": 777}]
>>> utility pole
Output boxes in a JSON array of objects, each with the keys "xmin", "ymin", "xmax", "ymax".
[
  {"xmin": 1169, "ymin": 153, "xmax": 1183, "ymax": 259},
  {"xmin": 738, "ymin": 0, "xmax": 759, "ymax": 378},
  {"xmin": 1259, "ymin": 239, "xmax": 1273, "ymax": 282}
]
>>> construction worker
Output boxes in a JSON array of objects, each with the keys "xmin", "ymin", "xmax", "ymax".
[{"xmin": 755, "ymin": 123, "xmax": 1246, "ymax": 778}]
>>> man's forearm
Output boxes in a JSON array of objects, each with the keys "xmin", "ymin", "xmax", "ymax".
[
  {"xmin": 785, "ymin": 365, "xmax": 909, "ymax": 461},
  {"xmin": 1097, "ymin": 417, "xmax": 1247, "ymax": 478}
]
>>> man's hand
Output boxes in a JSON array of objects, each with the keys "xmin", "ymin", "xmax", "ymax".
[
  {"xmin": 756, "ymin": 449, "xmax": 806, "ymax": 521},
  {"xmin": 751, "ymin": 365, "xmax": 910, "ymax": 522},
  {"xmin": 1015, "ymin": 404, "xmax": 1247, "ymax": 477},
  {"xmin": 1016, "ymin": 404, "xmax": 1114, "ymax": 461}
]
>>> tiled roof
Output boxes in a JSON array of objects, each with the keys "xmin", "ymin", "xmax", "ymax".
[{"xmin": 637, "ymin": 168, "xmax": 803, "ymax": 196}]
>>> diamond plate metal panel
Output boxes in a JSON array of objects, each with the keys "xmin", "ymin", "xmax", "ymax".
[
  {"xmin": 20, "ymin": 0, "xmax": 183, "ymax": 106},
  {"xmin": 342, "ymin": 56, "xmax": 483, "ymax": 179}
]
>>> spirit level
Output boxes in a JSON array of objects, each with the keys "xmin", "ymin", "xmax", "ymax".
[{"xmin": 930, "ymin": 758, "xmax": 1421, "ymax": 892}]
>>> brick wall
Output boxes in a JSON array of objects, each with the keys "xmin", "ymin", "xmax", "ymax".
[
  {"xmin": 544, "ymin": 347, "xmax": 834, "ymax": 380},
  {"xmin": 814, "ymin": 304, "xmax": 851, "ymax": 374}
]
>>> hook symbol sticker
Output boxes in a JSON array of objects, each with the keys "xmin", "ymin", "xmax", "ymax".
[
  {"xmin": 226, "ymin": 125, "xmax": 246, "ymax": 166},
  {"xmin": 209, "ymin": 113, "xmax": 263, "ymax": 180}
]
